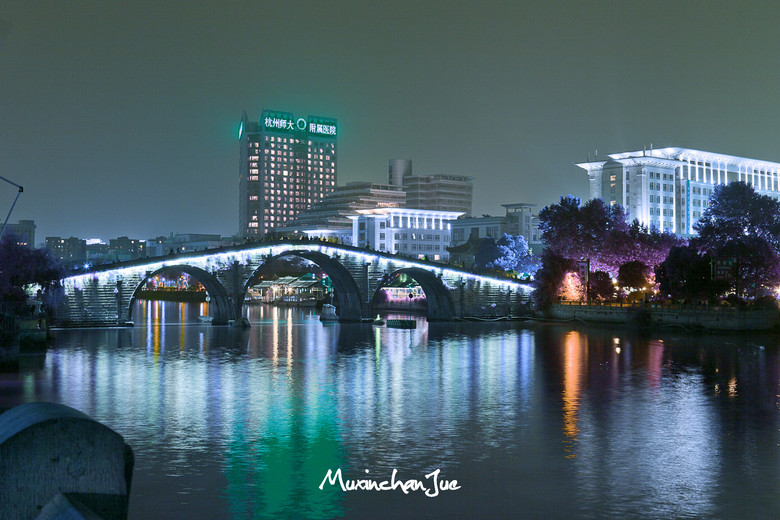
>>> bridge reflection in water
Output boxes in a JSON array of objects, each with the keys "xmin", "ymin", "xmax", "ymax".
[{"xmin": 10, "ymin": 303, "xmax": 779, "ymax": 519}]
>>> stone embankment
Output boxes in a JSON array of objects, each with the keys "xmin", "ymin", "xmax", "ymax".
[{"xmin": 547, "ymin": 302, "xmax": 779, "ymax": 332}]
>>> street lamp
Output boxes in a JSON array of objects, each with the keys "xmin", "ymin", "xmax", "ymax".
[{"xmin": 0, "ymin": 175, "xmax": 23, "ymax": 239}]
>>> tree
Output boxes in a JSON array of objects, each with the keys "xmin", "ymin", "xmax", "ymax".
[
  {"xmin": 473, "ymin": 238, "xmax": 499, "ymax": 272},
  {"xmin": 538, "ymin": 196, "xmax": 628, "ymax": 273},
  {"xmin": 490, "ymin": 234, "xmax": 536, "ymax": 272},
  {"xmin": 609, "ymin": 220, "xmax": 686, "ymax": 272},
  {"xmin": 693, "ymin": 181, "xmax": 780, "ymax": 296},
  {"xmin": 533, "ymin": 249, "xmax": 575, "ymax": 308},
  {"xmin": 0, "ymin": 233, "xmax": 64, "ymax": 316},
  {"xmin": 655, "ymin": 245, "xmax": 726, "ymax": 302},
  {"xmin": 473, "ymin": 234, "xmax": 538, "ymax": 275},
  {"xmin": 694, "ymin": 181, "xmax": 780, "ymax": 252},
  {"xmin": 617, "ymin": 261, "xmax": 652, "ymax": 292},
  {"xmin": 716, "ymin": 236, "xmax": 780, "ymax": 298},
  {"xmin": 589, "ymin": 270, "xmax": 615, "ymax": 301}
]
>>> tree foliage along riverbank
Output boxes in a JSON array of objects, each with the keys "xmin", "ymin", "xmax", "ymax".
[{"xmin": 534, "ymin": 182, "xmax": 780, "ymax": 307}]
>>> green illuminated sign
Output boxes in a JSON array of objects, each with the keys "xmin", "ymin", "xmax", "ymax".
[
  {"xmin": 260, "ymin": 110, "xmax": 337, "ymax": 137},
  {"xmin": 308, "ymin": 117, "xmax": 337, "ymax": 137},
  {"xmin": 263, "ymin": 113, "xmax": 296, "ymax": 131}
]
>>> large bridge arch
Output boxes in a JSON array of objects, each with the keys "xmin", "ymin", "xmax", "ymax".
[
  {"xmin": 242, "ymin": 250, "xmax": 365, "ymax": 322},
  {"xmin": 371, "ymin": 267, "xmax": 455, "ymax": 321},
  {"xmin": 128, "ymin": 265, "xmax": 233, "ymax": 325}
]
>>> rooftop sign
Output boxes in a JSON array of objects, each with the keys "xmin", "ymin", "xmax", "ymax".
[{"xmin": 258, "ymin": 110, "xmax": 337, "ymax": 137}]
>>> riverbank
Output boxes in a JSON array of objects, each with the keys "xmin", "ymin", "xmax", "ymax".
[{"xmin": 546, "ymin": 302, "xmax": 780, "ymax": 332}]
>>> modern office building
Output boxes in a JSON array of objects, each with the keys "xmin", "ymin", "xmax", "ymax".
[
  {"xmin": 238, "ymin": 109, "xmax": 337, "ymax": 238},
  {"xmin": 576, "ymin": 147, "xmax": 780, "ymax": 235},
  {"xmin": 388, "ymin": 159, "xmax": 473, "ymax": 215},
  {"xmin": 349, "ymin": 207, "xmax": 462, "ymax": 261},
  {"xmin": 280, "ymin": 181, "xmax": 406, "ymax": 242}
]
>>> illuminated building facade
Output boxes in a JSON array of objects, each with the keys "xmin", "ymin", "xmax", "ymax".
[
  {"xmin": 349, "ymin": 207, "xmax": 463, "ymax": 261},
  {"xmin": 238, "ymin": 109, "xmax": 337, "ymax": 238},
  {"xmin": 280, "ymin": 181, "xmax": 405, "ymax": 242},
  {"xmin": 577, "ymin": 147, "xmax": 780, "ymax": 235}
]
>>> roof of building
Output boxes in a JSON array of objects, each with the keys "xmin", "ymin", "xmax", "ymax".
[{"xmin": 576, "ymin": 147, "xmax": 780, "ymax": 171}]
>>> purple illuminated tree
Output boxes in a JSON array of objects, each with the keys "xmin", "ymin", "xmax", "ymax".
[
  {"xmin": 538, "ymin": 196, "xmax": 628, "ymax": 273},
  {"xmin": 610, "ymin": 220, "xmax": 685, "ymax": 272}
]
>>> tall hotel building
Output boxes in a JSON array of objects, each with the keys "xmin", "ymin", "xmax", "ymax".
[
  {"xmin": 238, "ymin": 109, "xmax": 337, "ymax": 237},
  {"xmin": 577, "ymin": 147, "xmax": 780, "ymax": 236}
]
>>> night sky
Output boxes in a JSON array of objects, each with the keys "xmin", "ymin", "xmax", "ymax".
[{"xmin": 2, "ymin": 1, "xmax": 780, "ymax": 243}]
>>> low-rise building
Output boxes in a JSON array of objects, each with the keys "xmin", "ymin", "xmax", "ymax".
[
  {"xmin": 349, "ymin": 207, "xmax": 462, "ymax": 262},
  {"xmin": 4, "ymin": 219, "xmax": 36, "ymax": 248},
  {"xmin": 448, "ymin": 203, "xmax": 541, "ymax": 267}
]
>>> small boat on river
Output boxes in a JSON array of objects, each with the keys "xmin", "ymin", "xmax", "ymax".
[
  {"xmin": 320, "ymin": 304, "xmax": 339, "ymax": 322},
  {"xmin": 386, "ymin": 319, "xmax": 416, "ymax": 329}
]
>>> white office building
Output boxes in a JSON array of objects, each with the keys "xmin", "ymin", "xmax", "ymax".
[
  {"xmin": 577, "ymin": 147, "xmax": 780, "ymax": 235},
  {"xmin": 349, "ymin": 208, "xmax": 462, "ymax": 261}
]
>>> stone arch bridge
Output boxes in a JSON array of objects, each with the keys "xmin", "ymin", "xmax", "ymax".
[{"xmin": 56, "ymin": 241, "xmax": 532, "ymax": 327}]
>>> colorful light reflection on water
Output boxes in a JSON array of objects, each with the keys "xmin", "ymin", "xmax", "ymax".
[{"xmin": 1, "ymin": 302, "xmax": 778, "ymax": 519}]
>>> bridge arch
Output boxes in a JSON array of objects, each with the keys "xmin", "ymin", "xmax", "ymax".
[
  {"xmin": 371, "ymin": 267, "xmax": 455, "ymax": 321},
  {"xmin": 242, "ymin": 250, "xmax": 365, "ymax": 322},
  {"xmin": 128, "ymin": 265, "xmax": 233, "ymax": 325}
]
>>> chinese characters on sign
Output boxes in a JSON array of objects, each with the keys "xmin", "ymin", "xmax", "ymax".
[
  {"xmin": 264, "ymin": 116, "xmax": 295, "ymax": 131},
  {"xmin": 309, "ymin": 122, "xmax": 337, "ymax": 136},
  {"xmin": 262, "ymin": 113, "xmax": 337, "ymax": 137}
]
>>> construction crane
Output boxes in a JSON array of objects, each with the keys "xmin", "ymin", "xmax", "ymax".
[{"xmin": 0, "ymin": 176, "xmax": 23, "ymax": 239}]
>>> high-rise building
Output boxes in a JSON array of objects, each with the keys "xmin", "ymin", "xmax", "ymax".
[
  {"xmin": 238, "ymin": 109, "xmax": 337, "ymax": 238},
  {"xmin": 577, "ymin": 147, "xmax": 780, "ymax": 236},
  {"xmin": 389, "ymin": 160, "xmax": 473, "ymax": 215}
]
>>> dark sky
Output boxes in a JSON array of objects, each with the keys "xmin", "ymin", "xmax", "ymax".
[{"xmin": 2, "ymin": 1, "xmax": 780, "ymax": 243}]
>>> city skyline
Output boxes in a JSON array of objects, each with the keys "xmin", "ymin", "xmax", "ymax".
[{"xmin": 2, "ymin": 2, "xmax": 780, "ymax": 241}]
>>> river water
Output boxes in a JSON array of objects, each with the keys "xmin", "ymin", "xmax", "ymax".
[{"xmin": 1, "ymin": 301, "xmax": 778, "ymax": 519}]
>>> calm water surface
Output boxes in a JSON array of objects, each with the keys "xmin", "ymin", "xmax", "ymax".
[{"xmin": 2, "ymin": 301, "xmax": 778, "ymax": 519}]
